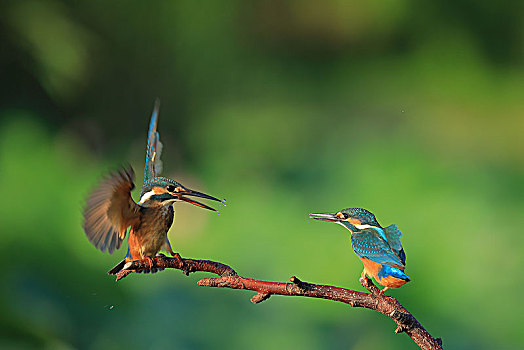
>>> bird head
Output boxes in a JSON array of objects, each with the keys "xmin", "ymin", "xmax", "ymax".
[
  {"xmin": 309, "ymin": 207, "xmax": 380, "ymax": 231},
  {"xmin": 139, "ymin": 177, "xmax": 221, "ymax": 211}
]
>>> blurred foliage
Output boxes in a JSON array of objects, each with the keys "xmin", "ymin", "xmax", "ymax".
[{"xmin": 0, "ymin": 0, "xmax": 523, "ymax": 349}]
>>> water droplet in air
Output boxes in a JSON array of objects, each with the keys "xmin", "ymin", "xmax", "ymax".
[
  {"xmin": 401, "ymin": 109, "xmax": 405, "ymax": 113},
  {"xmin": 221, "ymin": 198, "xmax": 227, "ymax": 206},
  {"xmin": 217, "ymin": 211, "xmax": 221, "ymax": 216}
]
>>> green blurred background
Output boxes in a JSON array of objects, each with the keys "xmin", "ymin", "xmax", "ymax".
[{"xmin": 1, "ymin": 1, "xmax": 523, "ymax": 349}]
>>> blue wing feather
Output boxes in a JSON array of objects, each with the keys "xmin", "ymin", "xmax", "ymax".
[
  {"xmin": 384, "ymin": 224, "xmax": 406, "ymax": 265},
  {"xmin": 350, "ymin": 228, "xmax": 404, "ymax": 269},
  {"xmin": 144, "ymin": 99, "xmax": 163, "ymax": 181}
]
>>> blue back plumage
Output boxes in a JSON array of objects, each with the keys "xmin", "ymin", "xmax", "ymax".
[
  {"xmin": 144, "ymin": 99, "xmax": 163, "ymax": 182},
  {"xmin": 350, "ymin": 227, "xmax": 405, "ymax": 269}
]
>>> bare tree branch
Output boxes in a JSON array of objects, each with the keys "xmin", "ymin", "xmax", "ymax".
[{"xmin": 116, "ymin": 255, "xmax": 443, "ymax": 350}]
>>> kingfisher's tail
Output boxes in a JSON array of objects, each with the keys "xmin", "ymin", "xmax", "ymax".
[
  {"xmin": 107, "ymin": 258, "xmax": 127, "ymax": 275},
  {"xmin": 379, "ymin": 265, "xmax": 411, "ymax": 282},
  {"xmin": 107, "ymin": 258, "xmax": 165, "ymax": 275}
]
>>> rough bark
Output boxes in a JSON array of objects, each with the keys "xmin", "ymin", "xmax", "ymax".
[{"xmin": 115, "ymin": 255, "xmax": 443, "ymax": 350}]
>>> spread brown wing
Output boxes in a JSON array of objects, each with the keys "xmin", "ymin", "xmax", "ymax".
[{"xmin": 83, "ymin": 166, "xmax": 141, "ymax": 253}]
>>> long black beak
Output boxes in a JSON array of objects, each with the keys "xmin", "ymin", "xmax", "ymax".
[
  {"xmin": 176, "ymin": 188, "xmax": 222, "ymax": 212},
  {"xmin": 309, "ymin": 212, "xmax": 341, "ymax": 222}
]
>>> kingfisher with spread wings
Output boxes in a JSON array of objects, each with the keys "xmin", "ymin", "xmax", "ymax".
[
  {"xmin": 309, "ymin": 208, "xmax": 410, "ymax": 293},
  {"xmin": 83, "ymin": 100, "xmax": 222, "ymax": 275}
]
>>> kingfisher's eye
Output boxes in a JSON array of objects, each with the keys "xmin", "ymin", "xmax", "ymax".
[
  {"xmin": 166, "ymin": 185, "xmax": 176, "ymax": 192},
  {"xmin": 336, "ymin": 212, "xmax": 348, "ymax": 219}
]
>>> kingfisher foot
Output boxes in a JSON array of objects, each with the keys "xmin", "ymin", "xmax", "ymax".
[
  {"xmin": 379, "ymin": 287, "xmax": 390, "ymax": 295},
  {"xmin": 359, "ymin": 276, "xmax": 372, "ymax": 288},
  {"xmin": 167, "ymin": 247, "xmax": 176, "ymax": 257},
  {"xmin": 171, "ymin": 252, "xmax": 190, "ymax": 276},
  {"xmin": 142, "ymin": 256, "xmax": 155, "ymax": 271},
  {"xmin": 359, "ymin": 276, "xmax": 381, "ymax": 295}
]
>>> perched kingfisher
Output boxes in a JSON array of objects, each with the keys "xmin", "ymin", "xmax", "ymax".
[
  {"xmin": 309, "ymin": 208, "xmax": 410, "ymax": 293},
  {"xmin": 83, "ymin": 100, "xmax": 222, "ymax": 275}
]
